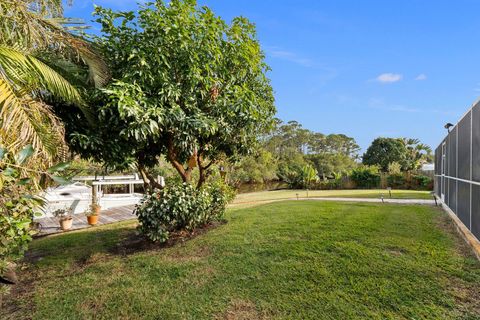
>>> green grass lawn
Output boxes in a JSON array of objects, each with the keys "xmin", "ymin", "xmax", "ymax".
[
  {"xmin": 232, "ymin": 189, "xmax": 432, "ymax": 205},
  {"xmin": 3, "ymin": 201, "xmax": 480, "ymax": 319}
]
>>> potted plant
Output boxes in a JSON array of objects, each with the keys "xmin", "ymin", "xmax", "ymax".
[
  {"xmin": 91, "ymin": 202, "xmax": 101, "ymax": 215},
  {"xmin": 85, "ymin": 204, "xmax": 99, "ymax": 226},
  {"xmin": 52, "ymin": 208, "xmax": 73, "ymax": 231}
]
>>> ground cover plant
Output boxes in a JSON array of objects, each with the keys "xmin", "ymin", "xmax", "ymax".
[{"xmin": 3, "ymin": 201, "xmax": 479, "ymax": 319}]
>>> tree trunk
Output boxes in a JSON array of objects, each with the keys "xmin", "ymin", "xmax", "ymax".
[
  {"xmin": 137, "ymin": 163, "xmax": 163, "ymax": 191},
  {"xmin": 166, "ymin": 135, "xmax": 194, "ymax": 183},
  {"xmin": 196, "ymin": 153, "xmax": 215, "ymax": 189}
]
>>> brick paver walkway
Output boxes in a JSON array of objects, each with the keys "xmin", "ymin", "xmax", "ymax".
[{"xmin": 35, "ymin": 205, "xmax": 136, "ymax": 236}]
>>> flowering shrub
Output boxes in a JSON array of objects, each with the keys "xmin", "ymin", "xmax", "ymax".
[{"xmin": 135, "ymin": 182, "xmax": 235, "ymax": 242}]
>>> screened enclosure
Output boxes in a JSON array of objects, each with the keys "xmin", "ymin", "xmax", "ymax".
[{"xmin": 434, "ymin": 99, "xmax": 480, "ymax": 241}]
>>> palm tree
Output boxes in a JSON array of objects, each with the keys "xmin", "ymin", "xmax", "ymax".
[
  {"xmin": 0, "ymin": 0, "xmax": 108, "ymax": 167},
  {"xmin": 403, "ymin": 138, "xmax": 432, "ymax": 170}
]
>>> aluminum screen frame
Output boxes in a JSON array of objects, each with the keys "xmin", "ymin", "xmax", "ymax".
[{"xmin": 434, "ymin": 100, "xmax": 480, "ymax": 240}]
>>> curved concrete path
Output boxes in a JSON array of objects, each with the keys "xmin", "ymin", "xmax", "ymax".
[
  {"xmin": 229, "ymin": 197, "xmax": 436, "ymax": 208},
  {"xmin": 303, "ymin": 197, "xmax": 436, "ymax": 205}
]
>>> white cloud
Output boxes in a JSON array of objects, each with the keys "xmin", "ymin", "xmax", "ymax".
[
  {"xmin": 368, "ymin": 97, "xmax": 458, "ymax": 116},
  {"xmin": 375, "ymin": 73, "xmax": 402, "ymax": 83},
  {"xmin": 266, "ymin": 47, "xmax": 313, "ymax": 67},
  {"xmin": 415, "ymin": 73, "xmax": 427, "ymax": 81}
]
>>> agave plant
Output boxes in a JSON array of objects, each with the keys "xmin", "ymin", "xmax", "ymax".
[{"xmin": 0, "ymin": 0, "xmax": 108, "ymax": 168}]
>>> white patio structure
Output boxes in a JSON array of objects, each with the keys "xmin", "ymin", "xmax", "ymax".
[{"xmin": 39, "ymin": 174, "xmax": 164, "ymax": 218}]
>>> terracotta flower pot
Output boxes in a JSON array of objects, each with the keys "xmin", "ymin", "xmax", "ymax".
[
  {"xmin": 87, "ymin": 215, "xmax": 99, "ymax": 226},
  {"xmin": 60, "ymin": 218, "xmax": 73, "ymax": 231}
]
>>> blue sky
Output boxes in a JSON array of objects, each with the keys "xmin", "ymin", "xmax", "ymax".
[{"xmin": 65, "ymin": 0, "xmax": 480, "ymax": 151}]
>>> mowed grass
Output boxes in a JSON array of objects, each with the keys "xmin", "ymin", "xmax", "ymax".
[
  {"xmin": 4, "ymin": 201, "xmax": 480, "ymax": 319},
  {"xmin": 232, "ymin": 189, "xmax": 432, "ymax": 205}
]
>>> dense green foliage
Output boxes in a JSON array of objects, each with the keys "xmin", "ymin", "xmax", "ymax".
[
  {"xmin": 350, "ymin": 165, "xmax": 381, "ymax": 188},
  {"xmin": 0, "ymin": 0, "xmax": 107, "ymax": 167},
  {"xmin": 135, "ymin": 181, "xmax": 235, "ymax": 242},
  {"xmin": 0, "ymin": 0, "xmax": 107, "ymax": 289},
  {"xmin": 228, "ymin": 120, "xmax": 360, "ymax": 186},
  {"xmin": 5, "ymin": 201, "xmax": 479, "ymax": 319},
  {"xmin": 228, "ymin": 120, "xmax": 434, "ymax": 191},
  {"xmin": 0, "ymin": 147, "xmax": 41, "ymax": 277},
  {"xmin": 64, "ymin": 0, "xmax": 275, "ymax": 189},
  {"xmin": 280, "ymin": 164, "xmax": 319, "ymax": 189},
  {"xmin": 0, "ymin": 145, "xmax": 69, "ymax": 287},
  {"xmin": 265, "ymin": 120, "xmax": 360, "ymax": 178},
  {"xmin": 363, "ymin": 137, "xmax": 432, "ymax": 171}
]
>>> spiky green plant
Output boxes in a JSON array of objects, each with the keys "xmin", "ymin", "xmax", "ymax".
[{"xmin": 0, "ymin": 0, "xmax": 108, "ymax": 167}]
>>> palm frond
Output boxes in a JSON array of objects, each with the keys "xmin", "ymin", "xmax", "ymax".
[
  {"xmin": 0, "ymin": 77, "xmax": 66, "ymax": 166},
  {"xmin": 0, "ymin": 46, "xmax": 94, "ymax": 116},
  {"xmin": 0, "ymin": 0, "xmax": 110, "ymax": 88}
]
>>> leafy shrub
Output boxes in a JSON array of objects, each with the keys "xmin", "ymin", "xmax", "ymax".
[
  {"xmin": 387, "ymin": 162, "xmax": 402, "ymax": 175},
  {"xmin": 1, "ymin": 148, "xmax": 37, "ymax": 272},
  {"xmin": 1, "ymin": 145, "xmax": 68, "ymax": 289},
  {"xmin": 387, "ymin": 173, "xmax": 406, "ymax": 188},
  {"xmin": 206, "ymin": 180, "xmax": 236, "ymax": 220},
  {"xmin": 412, "ymin": 174, "xmax": 433, "ymax": 190},
  {"xmin": 350, "ymin": 165, "xmax": 380, "ymax": 188},
  {"xmin": 135, "ymin": 181, "xmax": 235, "ymax": 242},
  {"xmin": 280, "ymin": 164, "xmax": 319, "ymax": 189}
]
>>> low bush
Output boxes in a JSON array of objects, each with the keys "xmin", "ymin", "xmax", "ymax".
[
  {"xmin": 350, "ymin": 166, "xmax": 381, "ymax": 189},
  {"xmin": 279, "ymin": 164, "xmax": 319, "ymax": 189},
  {"xmin": 387, "ymin": 173, "xmax": 405, "ymax": 188},
  {"xmin": 1, "ymin": 145, "xmax": 68, "ymax": 291},
  {"xmin": 135, "ymin": 181, "xmax": 235, "ymax": 242},
  {"xmin": 412, "ymin": 174, "xmax": 433, "ymax": 190}
]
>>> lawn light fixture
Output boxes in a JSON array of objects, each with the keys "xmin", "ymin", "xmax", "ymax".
[
  {"xmin": 430, "ymin": 191, "xmax": 437, "ymax": 206},
  {"xmin": 444, "ymin": 122, "xmax": 454, "ymax": 132}
]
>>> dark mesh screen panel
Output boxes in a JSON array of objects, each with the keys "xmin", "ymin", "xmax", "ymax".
[
  {"xmin": 471, "ymin": 185, "xmax": 480, "ymax": 239},
  {"xmin": 448, "ymin": 178, "xmax": 456, "ymax": 212},
  {"xmin": 448, "ymin": 128, "xmax": 457, "ymax": 178},
  {"xmin": 457, "ymin": 181, "xmax": 471, "ymax": 228},
  {"xmin": 472, "ymin": 103, "xmax": 480, "ymax": 182},
  {"xmin": 445, "ymin": 179, "xmax": 457, "ymax": 210},
  {"xmin": 435, "ymin": 146, "xmax": 441, "ymax": 175},
  {"xmin": 458, "ymin": 112, "xmax": 471, "ymax": 180},
  {"xmin": 446, "ymin": 135, "xmax": 450, "ymax": 176},
  {"xmin": 434, "ymin": 103, "xmax": 480, "ymax": 241},
  {"xmin": 445, "ymin": 177, "xmax": 449, "ymax": 205}
]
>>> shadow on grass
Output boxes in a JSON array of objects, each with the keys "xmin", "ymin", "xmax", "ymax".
[{"xmin": 25, "ymin": 219, "xmax": 226, "ymax": 269}]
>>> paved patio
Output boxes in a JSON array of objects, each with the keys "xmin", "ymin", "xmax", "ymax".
[{"xmin": 35, "ymin": 205, "xmax": 136, "ymax": 236}]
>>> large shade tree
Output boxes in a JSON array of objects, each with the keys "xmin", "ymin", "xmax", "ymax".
[
  {"xmin": 362, "ymin": 137, "xmax": 431, "ymax": 171},
  {"xmin": 65, "ymin": 0, "xmax": 276, "ymax": 189},
  {"xmin": 263, "ymin": 120, "xmax": 360, "ymax": 178}
]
